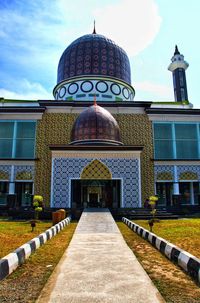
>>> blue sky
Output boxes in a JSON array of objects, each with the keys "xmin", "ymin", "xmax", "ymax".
[{"xmin": 0, "ymin": 0, "xmax": 200, "ymax": 107}]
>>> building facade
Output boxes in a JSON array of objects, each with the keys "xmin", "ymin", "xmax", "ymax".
[{"xmin": 0, "ymin": 31, "xmax": 200, "ymax": 211}]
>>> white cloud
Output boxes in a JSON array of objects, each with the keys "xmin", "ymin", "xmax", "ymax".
[
  {"xmin": 0, "ymin": 79, "xmax": 52, "ymax": 100},
  {"xmin": 0, "ymin": 0, "xmax": 162, "ymax": 100},
  {"xmin": 135, "ymin": 81, "xmax": 174, "ymax": 100},
  {"xmin": 94, "ymin": 0, "xmax": 162, "ymax": 56}
]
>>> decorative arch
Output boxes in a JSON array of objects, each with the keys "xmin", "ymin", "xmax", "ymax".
[
  {"xmin": 81, "ymin": 159, "xmax": 112, "ymax": 180},
  {"xmin": 179, "ymin": 171, "xmax": 198, "ymax": 180},
  {"xmin": 16, "ymin": 171, "xmax": 33, "ymax": 180},
  {"xmin": 0, "ymin": 170, "xmax": 9, "ymax": 180},
  {"xmin": 157, "ymin": 172, "xmax": 173, "ymax": 181}
]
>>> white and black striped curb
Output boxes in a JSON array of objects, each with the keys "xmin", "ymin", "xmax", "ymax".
[
  {"xmin": 0, "ymin": 216, "xmax": 71, "ymax": 281},
  {"xmin": 122, "ymin": 217, "xmax": 200, "ymax": 284}
]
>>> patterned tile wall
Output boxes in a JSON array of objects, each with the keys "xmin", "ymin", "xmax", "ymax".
[
  {"xmin": 52, "ymin": 157, "xmax": 140, "ymax": 208},
  {"xmin": 0, "ymin": 165, "xmax": 34, "ymax": 181},
  {"xmin": 35, "ymin": 113, "xmax": 154, "ymax": 207},
  {"xmin": 0, "ymin": 165, "xmax": 12, "ymax": 180},
  {"xmin": 155, "ymin": 165, "xmax": 174, "ymax": 180},
  {"xmin": 116, "ymin": 114, "xmax": 154, "ymax": 202},
  {"xmin": 155, "ymin": 164, "xmax": 200, "ymax": 181},
  {"xmin": 14, "ymin": 166, "xmax": 34, "ymax": 180},
  {"xmin": 177, "ymin": 165, "xmax": 200, "ymax": 179}
]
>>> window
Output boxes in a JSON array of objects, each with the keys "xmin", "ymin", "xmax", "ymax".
[
  {"xmin": 154, "ymin": 122, "xmax": 199, "ymax": 159},
  {"xmin": 173, "ymin": 73, "xmax": 176, "ymax": 88},
  {"xmin": 0, "ymin": 121, "xmax": 36, "ymax": 159},
  {"xmin": 175, "ymin": 124, "xmax": 198, "ymax": 159},
  {"xmin": 180, "ymin": 88, "xmax": 185, "ymax": 100},
  {"xmin": 179, "ymin": 70, "xmax": 184, "ymax": 87},
  {"xmin": 0, "ymin": 122, "xmax": 14, "ymax": 158},
  {"xmin": 154, "ymin": 123, "xmax": 173, "ymax": 159}
]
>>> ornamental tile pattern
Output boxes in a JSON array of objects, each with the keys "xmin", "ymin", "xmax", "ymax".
[
  {"xmin": 154, "ymin": 165, "xmax": 174, "ymax": 181},
  {"xmin": 35, "ymin": 113, "xmax": 154, "ymax": 207},
  {"xmin": 0, "ymin": 165, "xmax": 12, "ymax": 180},
  {"xmin": 177, "ymin": 165, "xmax": 200, "ymax": 180},
  {"xmin": 155, "ymin": 164, "xmax": 200, "ymax": 181},
  {"xmin": 157, "ymin": 172, "xmax": 173, "ymax": 181},
  {"xmin": 14, "ymin": 166, "xmax": 34, "ymax": 180},
  {"xmin": 179, "ymin": 172, "xmax": 198, "ymax": 180},
  {"xmin": 52, "ymin": 157, "xmax": 140, "ymax": 208},
  {"xmin": 81, "ymin": 159, "xmax": 112, "ymax": 179}
]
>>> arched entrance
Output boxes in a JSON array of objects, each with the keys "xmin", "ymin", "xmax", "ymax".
[{"xmin": 71, "ymin": 160, "xmax": 121, "ymax": 208}]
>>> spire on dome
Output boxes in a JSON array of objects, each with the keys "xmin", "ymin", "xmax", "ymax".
[
  {"xmin": 174, "ymin": 45, "xmax": 180, "ymax": 55},
  {"xmin": 93, "ymin": 20, "xmax": 96, "ymax": 34},
  {"xmin": 94, "ymin": 94, "xmax": 97, "ymax": 106}
]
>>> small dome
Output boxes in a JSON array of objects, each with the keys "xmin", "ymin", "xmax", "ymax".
[
  {"xmin": 57, "ymin": 33, "xmax": 131, "ymax": 85},
  {"xmin": 70, "ymin": 104, "xmax": 123, "ymax": 146}
]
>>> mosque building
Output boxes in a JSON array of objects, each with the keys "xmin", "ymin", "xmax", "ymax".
[{"xmin": 0, "ymin": 27, "xmax": 200, "ymax": 212}]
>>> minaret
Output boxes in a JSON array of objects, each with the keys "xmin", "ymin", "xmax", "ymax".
[{"xmin": 168, "ymin": 45, "xmax": 189, "ymax": 102}]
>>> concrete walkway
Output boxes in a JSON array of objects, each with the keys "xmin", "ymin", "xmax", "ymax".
[{"xmin": 37, "ymin": 209, "xmax": 165, "ymax": 303}]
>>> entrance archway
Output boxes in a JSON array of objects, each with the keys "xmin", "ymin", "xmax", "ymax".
[
  {"xmin": 71, "ymin": 179, "xmax": 121, "ymax": 208},
  {"xmin": 71, "ymin": 160, "xmax": 121, "ymax": 208}
]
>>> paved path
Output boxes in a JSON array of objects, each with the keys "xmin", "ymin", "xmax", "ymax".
[{"xmin": 37, "ymin": 209, "xmax": 165, "ymax": 303}]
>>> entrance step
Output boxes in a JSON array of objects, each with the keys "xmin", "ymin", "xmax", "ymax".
[
  {"xmin": 111, "ymin": 208, "xmax": 179, "ymax": 220},
  {"xmin": 37, "ymin": 208, "xmax": 164, "ymax": 303}
]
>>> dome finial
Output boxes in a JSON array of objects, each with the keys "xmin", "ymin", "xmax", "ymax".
[
  {"xmin": 94, "ymin": 94, "xmax": 97, "ymax": 106},
  {"xmin": 174, "ymin": 45, "xmax": 180, "ymax": 55},
  {"xmin": 93, "ymin": 20, "xmax": 96, "ymax": 34}
]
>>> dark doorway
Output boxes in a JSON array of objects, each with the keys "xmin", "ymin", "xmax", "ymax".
[
  {"xmin": 156, "ymin": 182, "xmax": 173, "ymax": 206},
  {"xmin": 15, "ymin": 182, "xmax": 33, "ymax": 207},
  {"xmin": 89, "ymin": 193, "xmax": 98, "ymax": 207},
  {"xmin": 71, "ymin": 179, "xmax": 121, "ymax": 208},
  {"xmin": 0, "ymin": 182, "xmax": 9, "ymax": 206}
]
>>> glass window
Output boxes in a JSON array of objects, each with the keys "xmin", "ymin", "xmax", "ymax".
[
  {"xmin": 154, "ymin": 140, "xmax": 173, "ymax": 159},
  {"xmin": 0, "ymin": 122, "xmax": 14, "ymax": 158},
  {"xmin": 175, "ymin": 124, "xmax": 197, "ymax": 139},
  {"xmin": 175, "ymin": 124, "xmax": 198, "ymax": 159},
  {"xmin": 181, "ymin": 88, "xmax": 185, "ymax": 100},
  {"xmin": 154, "ymin": 122, "xmax": 200, "ymax": 160},
  {"xmin": 0, "ymin": 140, "xmax": 13, "ymax": 158},
  {"xmin": 176, "ymin": 140, "xmax": 198, "ymax": 159},
  {"xmin": 0, "ymin": 122, "xmax": 14, "ymax": 138},
  {"xmin": 0, "ymin": 121, "xmax": 36, "ymax": 159},
  {"xmin": 173, "ymin": 74, "xmax": 176, "ymax": 88},
  {"xmin": 154, "ymin": 123, "xmax": 172, "ymax": 139},
  {"xmin": 15, "ymin": 139, "xmax": 35, "ymax": 158},
  {"xmin": 179, "ymin": 70, "xmax": 184, "ymax": 86},
  {"xmin": 154, "ymin": 123, "xmax": 173, "ymax": 159},
  {"xmin": 16, "ymin": 122, "xmax": 35, "ymax": 139}
]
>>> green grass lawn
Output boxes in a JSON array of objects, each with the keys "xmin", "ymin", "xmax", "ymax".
[
  {"xmin": 118, "ymin": 221, "xmax": 200, "ymax": 303},
  {"xmin": 0, "ymin": 220, "xmax": 77, "ymax": 303},
  {"xmin": 134, "ymin": 219, "xmax": 200, "ymax": 258},
  {"xmin": 0, "ymin": 220, "xmax": 52, "ymax": 258}
]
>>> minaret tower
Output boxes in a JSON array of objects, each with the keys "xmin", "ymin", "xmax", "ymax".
[{"xmin": 168, "ymin": 45, "xmax": 189, "ymax": 102}]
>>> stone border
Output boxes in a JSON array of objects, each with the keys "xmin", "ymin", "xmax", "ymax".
[
  {"xmin": 122, "ymin": 217, "xmax": 200, "ymax": 284},
  {"xmin": 0, "ymin": 217, "xmax": 71, "ymax": 281}
]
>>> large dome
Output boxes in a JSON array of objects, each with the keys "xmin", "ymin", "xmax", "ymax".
[
  {"xmin": 70, "ymin": 104, "xmax": 123, "ymax": 146},
  {"xmin": 57, "ymin": 33, "xmax": 131, "ymax": 85}
]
